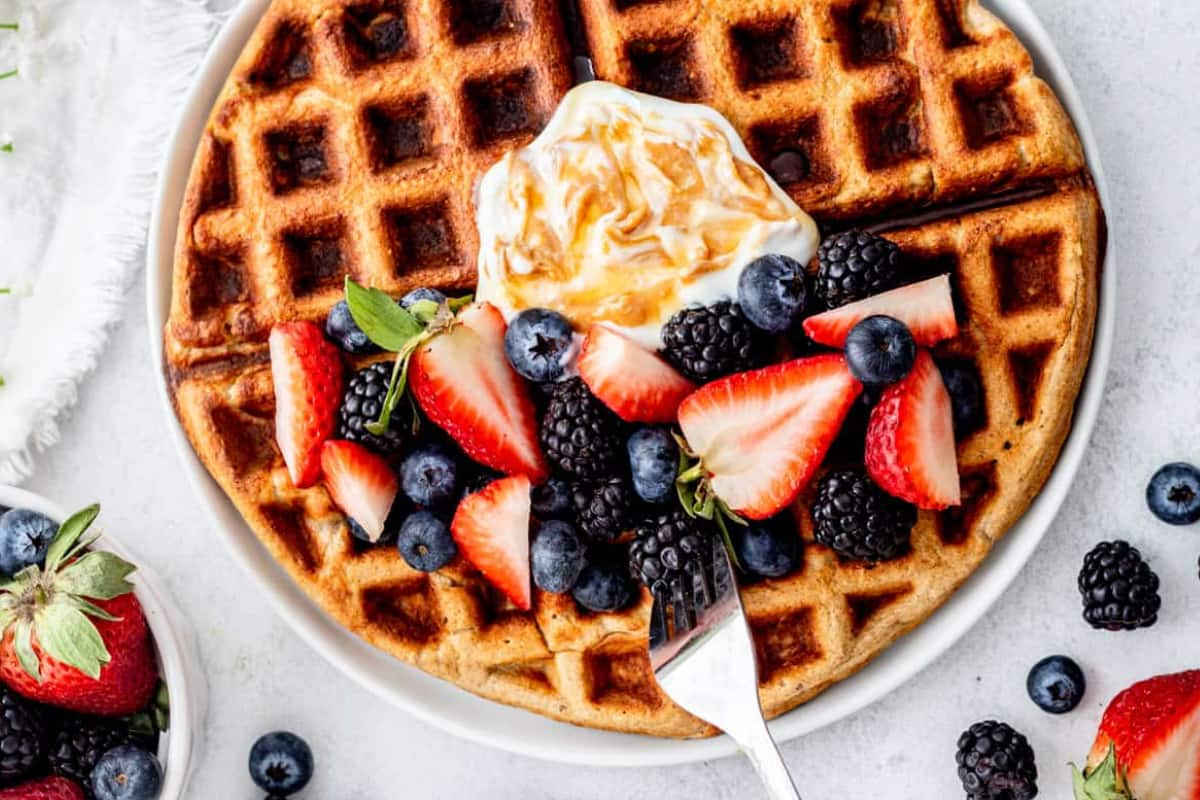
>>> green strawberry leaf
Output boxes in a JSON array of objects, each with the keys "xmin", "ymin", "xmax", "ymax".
[
  {"xmin": 407, "ymin": 298, "xmax": 441, "ymax": 325},
  {"xmin": 1071, "ymin": 744, "xmax": 1133, "ymax": 800},
  {"xmin": 13, "ymin": 619, "xmax": 38, "ymax": 681},
  {"xmin": 35, "ymin": 602, "xmax": 111, "ymax": 680},
  {"xmin": 364, "ymin": 337, "xmax": 423, "ymax": 436},
  {"xmin": 345, "ymin": 278, "xmax": 423, "ymax": 351},
  {"xmin": 57, "ymin": 551, "xmax": 136, "ymax": 600},
  {"xmin": 448, "ymin": 294, "xmax": 474, "ymax": 312},
  {"xmin": 44, "ymin": 504, "xmax": 100, "ymax": 573},
  {"xmin": 65, "ymin": 595, "xmax": 119, "ymax": 623}
]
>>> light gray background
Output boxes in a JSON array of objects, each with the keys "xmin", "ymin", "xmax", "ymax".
[{"xmin": 23, "ymin": 0, "xmax": 1200, "ymax": 797}]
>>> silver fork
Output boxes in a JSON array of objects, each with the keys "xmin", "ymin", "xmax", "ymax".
[{"xmin": 647, "ymin": 538, "xmax": 801, "ymax": 799}]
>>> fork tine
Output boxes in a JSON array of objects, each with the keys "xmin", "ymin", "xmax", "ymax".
[{"xmin": 649, "ymin": 588, "xmax": 668, "ymax": 649}]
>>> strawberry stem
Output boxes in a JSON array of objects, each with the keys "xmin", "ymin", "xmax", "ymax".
[
  {"xmin": 0, "ymin": 69, "xmax": 17, "ymax": 80},
  {"xmin": 0, "ymin": 23, "xmax": 18, "ymax": 31}
]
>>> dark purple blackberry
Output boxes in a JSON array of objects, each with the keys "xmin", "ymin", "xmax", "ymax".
[
  {"xmin": 629, "ymin": 510, "xmax": 715, "ymax": 596},
  {"xmin": 812, "ymin": 469, "xmax": 916, "ymax": 563},
  {"xmin": 815, "ymin": 230, "xmax": 903, "ymax": 309},
  {"xmin": 0, "ymin": 685, "xmax": 46, "ymax": 785},
  {"xmin": 539, "ymin": 378, "xmax": 623, "ymax": 479},
  {"xmin": 1078, "ymin": 540, "xmax": 1161, "ymax": 631},
  {"xmin": 336, "ymin": 362, "xmax": 405, "ymax": 458},
  {"xmin": 659, "ymin": 301, "xmax": 766, "ymax": 383},
  {"xmin": 571, "ymin": 477, "xmax": 636, "ymax": 543},
  {"xmin": 49, "ymin": 716, "xmax": 146, "ymax": 793},
  {"xmin": 955, "ymin": 720, "xmax": 1038, "ymax": 800}
]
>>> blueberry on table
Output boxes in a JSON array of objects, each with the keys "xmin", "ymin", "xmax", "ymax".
[
  {"xmin": 0, "ymin": 508, "xmax": 57, "ymax": 575},
  {"xmin": 249, "ymin": 731, "xmax": 313, "ymax": 796},
  {"xmin": 1026, "ymin": 655, "xmax": 1086, "ymax": 714},
  {"xmin": 503, "ymin": 308, "xmax": 576, "ymax": 383},
  {"xmin": 530, "ymin": 519, "xmax": 587, "ymax": 594},
  {"xmin": 730, "ymin": 520, "xmax": 801, "ymax": 579},
  {"xmin": 397, "ymin": 511, "xmax": 457, "ymax": 572},
  {"xmin": 91, "ymin": 745, "xmax": 162, "ymax": 800},
  {"xmin": 737, "ymin": 253, "xmax": 808, "ymax": 334},
  {"xmin": 843, "ymin": 315, "xmax": 916, "ymax": 386},
  {"xmin": 1146, "ymin": 462, "xmax": 1200, "ymax": 525},
  {"xmin": 325, "ymin": 299, "xmax": 379, "ymax": 354},
  {"xmin": 627, "ymin": 427, "xmax": 678, "ymax": 504},
  {"xmin": 400, "ymin": 445, "xmax": 459, "ymax": 507}
]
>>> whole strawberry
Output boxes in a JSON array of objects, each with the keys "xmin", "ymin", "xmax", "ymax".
[
  {"xmin": 0, "ymin": 505, "xmax": 158, "ymax": 716},
  {"xmin": 0, "ymin": 776, "xmax": 85, "ymax": 800}
]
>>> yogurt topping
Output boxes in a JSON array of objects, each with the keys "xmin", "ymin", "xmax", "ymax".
[{"xmin": 475, "ymin": 82, "xmax": 820, "ymax": 350}]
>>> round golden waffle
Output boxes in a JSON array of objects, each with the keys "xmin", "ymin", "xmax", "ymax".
[{"xmin": 165, "ymin": 0, "xmax": 1102, "ymax": 737}]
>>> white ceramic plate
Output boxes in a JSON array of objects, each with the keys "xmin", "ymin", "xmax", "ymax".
[
  {"xmin": 0, "ymin": 486, "xmax": 205, "ymax": 797},
  {"xmin": 145, "ymin": 0, "xmax": 1115, "ymax": 767}
]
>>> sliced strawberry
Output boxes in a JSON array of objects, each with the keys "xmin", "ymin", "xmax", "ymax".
[
  {"xmin": 321, "ymin": 440, "xmax": 399, "ymax": 542},
  {"xmin": 451, "ymin": 475, "xmax": 533, "ymax": 609},
  {"xmin": 803, "ymin": 275, "xmax": 958, "ymax": 348},
  {"xmin": 865, "ymin": 349, "xmax": 961, "ymax": 509},
  {"xmin": 411, "ymin": 303, "xmax": 549, "ymax": 481},
  {"xmin": 678, "ymin": 354, "xmax": 862, "ymax": 519},
  {"xmin": 269, "ymin": 321, "xmax": 343, "ymax": 488},
  {"xmin": 578, "ymin": 324, "xmax": 695, "ymax": 424}
]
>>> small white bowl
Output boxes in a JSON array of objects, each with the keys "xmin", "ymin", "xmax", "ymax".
[{"xmin": 0, "ymin": 485, "xmax": 205, "ymax": 798}]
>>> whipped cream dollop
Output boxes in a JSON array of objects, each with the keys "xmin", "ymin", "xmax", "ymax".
[{"xmin": 474, "ymin": 82, "xmax": 820, "ymax": 350}]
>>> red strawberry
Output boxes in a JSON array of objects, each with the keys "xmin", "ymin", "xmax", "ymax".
[
  {"xmin": 677, "ymin": 354, "xmax": 862, "ymax": 519},
  {"xmin": 865, "ymin": 349, "xmax": 961, "ymax": 509},
  {"xmin": 803, "ymin": 275, "xmax": 958, "ymax": 348},
  {"xmin": 270, "ymin": 321, "xmax": 343, "ymax": 488},
  {"xmin": 0, "ymin": 506, "xmax": 158, "ymax": 716},
  {"xmin": 451, "ymin": 475, "xmax": 532, "ymax": 610},
  {"xmin": 411, "ymin": 303, "xmax": 549, "ymax": 481},
  {"xmin": 0, "ymin": 776, "xmax": 85, "ymax": 800},
  {"xmin": 577, "ymin": 325, "xmax": 695, "ymax": 424},
  {"xmin": 1072, "ymin": 670, "xmax": 1200, "ymax": 800},
  {"xmin": 321, "ymin": 440, "xmax": 399, "ymax": 542}
]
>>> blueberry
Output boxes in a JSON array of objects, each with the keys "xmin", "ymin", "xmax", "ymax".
[
  {"xmin": 1026, "ymin": 655, "xmax": 1086, "ymax": 714},
  {"xmin": 400, "ymin": 445, "xmax": 459, "ymax": 507},
  {"xmin": 0, "ymin": 508, "xmax": 57, "ymax": 575},
  {"xmin": 1146, "ymin": 462, "xmax": 1200, "ymax": 525},
  {"xmin": 627, "ymin": 428, "xmax": 678, "ymax": 504},
  {"xmin": 531, "ymin": 478, "xmax": 572, "ymax": 517},
  {"xmin": 249, "ymin": 731, "xmax": 313, "ymax": 796},
  {"xmin": 730, "ymin": 520, "xmax": 801, "ymax": 578},
  {"xmin": 399, "ymin": 287, "xmax": 447, "ymax": 309},
  {"xmin": 737, "ymin": 254, "xmax": 809, "ymax": 333},
  {"xmin": 844, "ymin": 315, "xmax": 916, "ymax": 385},
  {"xmin": 572, "ymin": 561, "xmax": 637, "ymax": 612},
  {"xmin": 530, "ymin": 520, "xmax": 587, "ymax": 593},
  {"xmin": 325, "ymin": 299, "xmax": 379, "ymax": 354},
  {"xmin": 91, "ymin": 745, "xmax": 162, "ymax": 800},
  {"xmin": 397, "ymin": 511, "xmax": 457, "ymax": 572},
  {"xmin": 503, "ymin": 308, "xmax": 576, "ymax": 383},
  {"xmin": 937, "ymin": 359, "xmax": 986, "ymax": 438}
]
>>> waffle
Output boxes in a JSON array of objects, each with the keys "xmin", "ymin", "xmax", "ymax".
[{"xmin": 165, "ymin": 0, "xmax": 1103, "ymax": 738}]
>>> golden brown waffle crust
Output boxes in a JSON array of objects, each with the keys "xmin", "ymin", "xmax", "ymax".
[{"xmin": 165, "ymin": 0, "xmax": 1103, "ymax": 738}]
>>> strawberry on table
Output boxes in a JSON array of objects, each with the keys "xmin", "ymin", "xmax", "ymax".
[
  {"xmin": 677, "ymin": 354, "xmax": 862, "ymax": 520},
  {"xmin": 803, "ymin": 275, "xmax": 958, "ymax": 348},
  {"xmin": 451, "ymin": 475, "xmax": 533, "ymax": 610},
  {"xmin": 321, "ymin": 440, "xmax": 400, "ymax": 543},
  {"xmin": 411, "ymin": 303, "xmax": 548, "ymax": 482},
  {"xmin": 270, "ymin": 321, "xmax": 343, "ymax": 488},
  {"xmin": 0, "ymin": 506, "xmax": 157, "ymax": 717},
  {"xmin": 0, "ymin": 776, "xmax": 85, "ymax": 800},
  {"xmin": 865, "ymin": 349, "xmax": 961, "ymax": 509},
  {"xmin": 577, "ymin": 324, "xmax": 695, "ymax": 424}
]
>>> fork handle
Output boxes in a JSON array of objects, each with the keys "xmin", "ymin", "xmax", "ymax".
[{"xmin": 734, "ymin": 717, "xmax": 801, "ymax": 800}]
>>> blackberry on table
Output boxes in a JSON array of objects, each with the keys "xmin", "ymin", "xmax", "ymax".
[
  {"xmin": 49, "ymin": 715, "xmax": 144, "ymax": 792},
  {"xmin": 815, "ymin": 230, "xmax": 903, "ymax": 309},
  {"xmin": 629, "ymin": 510, "xmax": 715, "ymax": 596},
  {"xmin": 539, "ymin": 378, "xmax": 623, "ymax": 479},
  {"xmin": 955, "ymin": 720, "xmax": 1038, "ymax": 800},
  {"xmin": 571, "ymin": 477, "xmax": 636, "ymax": 543},
  {"xmin": 659, "ymin": 301, "xmax": 765, "ymax": 383},
  {"xmin": 0, "ymin": 685, "xmax": 46, "ymax": 785},
  {"xmin": 1078, "ymin": 540, "xmax": 1161, "ymax": 631},
  {"xmin": 812, "ymin": 469, "xmax": 916, "ymax": 563},
  {"xmin": 336, "ymin": 362, "xmax": 405, "ymax": 458}
]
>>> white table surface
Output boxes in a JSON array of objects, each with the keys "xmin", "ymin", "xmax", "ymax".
[{"xmin": 20, "ymin": 0, "xmax": 1200, "ymax": 796}]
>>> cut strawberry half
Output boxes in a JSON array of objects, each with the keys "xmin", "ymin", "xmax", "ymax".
[
  {"xmin": 270, "ymin": 321, "xmax": 344, "ymax": 488},
  {"xmin": 678, "ymin": 354, "xmax": 862, "ymax": 520},
  {"xmin": 803, "ymin": 275, "xmax": 958, "ymax": 348},
  {"xmin": 451, "ymin": 475, "xmax": 533, "ymax": 610},
  {"xmin": 410, "ymin": 303, "xmax": 549, "ymax": 482},
  {"xmin": 321, "ymin": 440, "xmax": 400, "ymax": 542},
  {"xmin": 578, "ymin": 324, "xmax": 695, "ymax": 424},
  {"xmin": 865, "ymin": 349, "xmax": 961, "ymax": 509}
]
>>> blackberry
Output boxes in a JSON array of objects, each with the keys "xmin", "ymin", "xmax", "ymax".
[
  {"xmin": 815, "ymin": 230, "xmax": 903, "ymax": 309},
  {"xmin": 539, "ymin": 378, "xmax": 623, "ymax": 479},
  {"xmin": 660, "ymin": 301, "xmax": 765, "ymax": 383},
  {"xmin": 629, "ymin": 510, "xmax": 715, "ymax": 596},
  {"xmin": 955, "ymin": 720, "xmax": 1038, "ymax": 800},
  {"xmin": 1078, "ymin": 540, "xmax": 1161, "ymax": 631},
  {"xmin": 0, "ymin": 685, "xmax": 46, "ymax": 784},
  {"xmin": 49, "ymin": 716, "xmax": 142, "ymax": 791},
  {"xmin": 572, "ymin": 478, "xmax": 636, "ymax": 543},
  {"xmin": 812, "ymin": 469, "xmax": 916, "ymax": 563},
  {"xmin": 336, "ymin": 362, "xmax": 405, "ymax": 457}
]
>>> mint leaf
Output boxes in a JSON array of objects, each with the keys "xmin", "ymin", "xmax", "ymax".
[
  {"xmin": 345, "ymin": 278, "xmax": 423, "ymax": 351},
  {"xmin": 44, "ymin": 504, "xmax": 100, "ymax": 573},
  {"xmin": 36, "ymin": 602, "xmax": 110, "ymax": 680}
]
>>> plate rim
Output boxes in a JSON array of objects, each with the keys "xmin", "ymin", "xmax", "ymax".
[{"xmin": 144, "ymin": 0, "xmax": 1116, "ymax": 768}]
